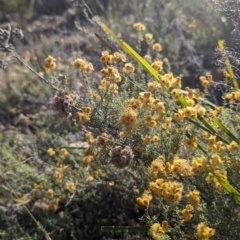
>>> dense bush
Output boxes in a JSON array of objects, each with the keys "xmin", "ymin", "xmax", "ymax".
[{"xmin": 1, "ymin": 0, "xmax": 240, "ymax": 239}]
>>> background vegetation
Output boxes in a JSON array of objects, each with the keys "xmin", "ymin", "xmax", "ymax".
[{"xmin": 1, "ymin": 0, "xmax": 240, "ymax": 239}]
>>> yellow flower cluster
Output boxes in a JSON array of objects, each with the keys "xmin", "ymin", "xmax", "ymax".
[
  {"xmin": 199, "ymin": 75, "xmax": 213, "ymax": 88},
  {"xmin": 145, "ymin": 33, "xmax": 153, "ymax": 43},
  {"xmin": 60, "ymin": 148, "xmax": 68, "ymax": 160},
  {"xmin": 182, "ymin": 204, "xmax": 194, "ymax": 221},
  {"xmin": 82, "ymin": 153, "xmax": 94, "ymax": 167},
  {"xmin": 149, "ymin": 178, "xmax": 183, "ymax": 201},
  {"xmin": 158, "ymin": 74, "xmax": 182, "ymax": 89},
  {"xmin": 133, "ymin": 22, "xmax": 146, "ymax": 31},
  {"xmin": 175, "ymin": 105, "xmax": 200, "ymax": 120},
  {"xmin": 122, "ymin": 62, "xmax": 135, "ymax": 74},
  {"xmin": 186, "ymin": 135, "xmax": 198, "ymax": 148},
  {"xmin": 48, "ymin": 200, "xmax": 59, "ymax": 212},
  {"xmin": 100, "ymin": 51, "xmax": 126, "ymax": 64},
  {"xmin": 148, "ymin": 156, "xmax": 165, "ymax": 179},
  {"xmin": 192, "ymin": 156, "xmax": 206, "ymax": 175},
  {"xmin": 100, "ymin": 66, "xmax": 122, "ymax": 94},
  {"xmin": 151, "ymin": 59, "xmax": 163, "ymax": 72},
  {"xmin": 136, "ymin": 191, "xmax": 152, "ymax": 207},
  {"xmin": 47, "ymin": 188, "xmax": 54, "ymax": 197},
  {"xmin": 171, "ymin": 89, "xmax": 183, "ymax": 99},
  {"xmin": 81, "ymin": 132, "xmax": 99, "ymax": 167},
  {"xmin": 149, "ymin": 221, "xmax": 168, "ymax": 240},
  {"xmin": 145, "ymin": 115, "xmax": 161, "ymax": 128},
  {"xmin": 227, "ymin": 140, "xmax": 238, "ymax": 151},
  {"xmin": 197, "ymin": 222, "xmax": 215, "ymax": 240},
  {"xmin": 85, "ymin": 131, "xmax": 96, "ymax": 144},
  {"xmin": 225, "ymin": 90, "xmax": 240, "ymax": 101},
  {"xmin": 127, "ymin": 92, "xmax": 163, "ymax": 113},
  {"xmin": 44, "ymin": 55, "xmax": 56, "ymax": 71},
  {"xmin": 73, "ymin": 58, "xmax": 94, "ymax": 73},
  {"xmin": 171, "ymin": 156, "xmax": 192, "ymax": 176},
  {"xmin": 33, "ymin": 182, "xmax": 43, "ymax": 190},
  {"xmin": 184, "ymin": 106, "xmax": 198, "ymax": 119},
  {"xmin": 195, "ymin": 104, "xmax": 206, "ymax": 116},
  {"xmin": 148, "ymin": 82, "xmax": 161, "ymax": 92},
  {"xmin": 66, "ymin": 181, "xmax": 76, "ymax": 193},
  {"xmin": 76, "ymin": 106, "xmax": 92, "ymax": 124},
  {"xmin": 152, "ymin": 43, "xmax": 162, "ymax": 52},
  {"xmin": 144, "ymin": 54, "xmax": 152, "ymax": 62},
  {"xmin": 99, "ymin": 78, "xmax": 118, "ymax": 94},
  {"xmin": 142, "ymin": 135, "xmax": 160, "ymax": 144},
  {"xmin": 187, "ymin": 190, "xmax": 201, "ymax": 206},
  {"xmin": 185, "ymin": 87, "xmax": 202, "ymax": 99},
  {"xmin": 118, "ymin": 108, "xmax": 138, "ymax": 132},
  {"xmin": 55, "ymin": 169, "xmax": 63, "ymax": 182},
  {"xmin": 205, "ymin": 170, "xmax": 228, "ymax": 191},
  {"xmin": 47, "ymin": 147, "xmax": 55, "ymax": 157},
  {"xmin": 211, "ymin": 141, "xmax": 225, "ymax": 152},
  {"xmin": 209, "ymin": 153, "xmax": 222, "ymax": 169}
]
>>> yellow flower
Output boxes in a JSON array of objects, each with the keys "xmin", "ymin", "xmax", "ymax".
[
  {"xmin": 107, "ymin": 181, "xmax": 115, "ymax": 189},
  {"xmin": 123, "ymin": 62, "xmax": 135, "ymax": 74},
  {"xmin": 148, "ymin": 82, "xmax": 161, "ymax": 91},
  {"xmin": 152, "ymin": 43, "xmax": 162, "ymax": 52},
  {"xmin": 174, "ymin": 109, "xmax": 185, "ymax": 121},
  {"xmin": 171, "ymin": 89, "xmax": 182, "ymax": 99},
  {"xmin": 187, "ymin": 135, "xmax": 198, "ymax": 148},
  {"xmin": 197, "ymin": 222, "xmax": 215, "ymax": 240},
  {"xmin": 73, "ymin": 58, "xmax": 86, "ymax": 70},
  {"xmin": 60, "ymin": 148, "xmax": 68, "ymax": 158},
  {"xmin": 149, "ymin": 221, "xmax": 168, "ymax": 240},
  {"xmin": 82, "ymin": 155, "xmax": 94, "ymax": 167},
  {"xmin": 100, "ymin": 51, "xmax": 110, "ymax": 63},
  {"xmin": 195, "ymin": 104, "xmax": 206, "ymax": 116},
  {"xmin": 66, "ymin": 181, "xmax": 76, "ymax": 193},
  {"xmin": 128, "ymin": 98, "xmax": 142, "ymax": 110},
  {"xmin": 188, "ymin": 20, "xmax": 197, "ymax": 29},
  {"xmin": 145, "ymin": 33, "xmax": 153, "ymax": 42},
  {"xmin": 63, "ymin": 164, "xmax": 72, "ymax": 174},
  {"xmin": 150, "ymin": 159, "xmax": 165, "ymax": 173},
  {"xmin": 209, "ymin": 154, "xmax": 222, "ymax": 169},
  {"xmin": 182, "ymin": 209, "xmax": 193, "ymax": 221},
  {"xmin": 184, "ymin": 107, "xmax": 197, "ymax": 119},
  {"xmin": 187, "ymin": 190, "xmax": 200, "ymax": 206},
  {"xmin": 144, "ymin": 54, "xmax": 152, "ymax": 62},
  {"xmin": 133, "ymin": 22, "xmax": 146, "ymax": 31},
  {"xmin": 47, "ymin": 148, "xmax": 55, "ymax": 157},
  {"xmin": 49, "ymin": 200, "xmax": 59, "ymax": 212},
  {"xmin": 227, "ymin": 141, "xmax": 238, "ymax": 151},
  {"xmin": 86, "ymin": 176, "xmax": 94, "ymax": 183},
  {"xmin": 151, "ymin": 59, "xmax": 163, "ymax": 72},
  {"xmin": 84, "ymin": 62, "xmax": 94, "ymax": 73},
  {"xmin": 47, "ymin": 188, "xmax": 54, "ymax": 197},
  {"xmin": 155, "ymin": 102, "xmax": 165, "ymax": 115},
  {"xmin": 152, "ymin": 135, "xmax": 160, "ymax": 142},
  {"xmin": 162, "ymin": 220, "xmax": 168, "ymax": 232},
  {"xmin": 44, "ymin": 55, "xmax": 56, "ymax": 71},
  {"xmin": 113, "ymin": 52, "xmax": 126, "ymax": 62},
  {"xmin": 192, "ymin": 157, "xmax": 205, "ymax": 175},
  {"xmin": 171, "ymin": 157, "xmax": 192, "ymax": 176},
  {"xmin": 55, "ymin": 169, "xmax": 62, "ymax": 182},
  {"xmin": 33, "ymin": 183, "xmax": 43, "ymax": 190},
  {"xmin": 118, "ymin": 108, "xmax": 138, "ymax": 132},
  {"xmin": 136, "ymin": 191, "xmax": 152, "ymax": 207},
  {"xmin": 145, "ymin": 115, "xmax": 157, "ymax": 128},
  {"xmin": 199, "ymin": 76, "xmax": 213, "ymax": 87}
]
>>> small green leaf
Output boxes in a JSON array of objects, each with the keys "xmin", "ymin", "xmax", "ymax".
[
  {"xmin": 207, "ymin": 167, "xmax": 240, "ymax": 203},
  {"xmin": 212, "ymin": 117, "xmax": 239, "ymax": 144}
]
